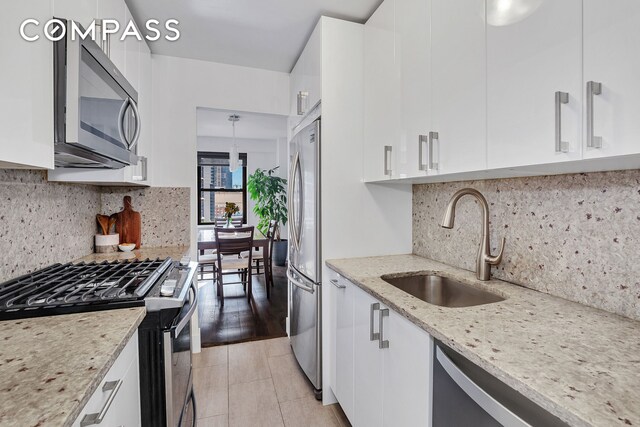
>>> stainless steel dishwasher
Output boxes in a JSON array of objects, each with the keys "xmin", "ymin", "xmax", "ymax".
[{"xmin": 433, "ymin": 342, "xmax": 569, "ymax": 427}]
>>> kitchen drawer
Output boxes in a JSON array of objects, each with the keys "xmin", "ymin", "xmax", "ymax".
[{"xmin": 72, "ymin": 331, "xmax": 140, "ymax": 427}]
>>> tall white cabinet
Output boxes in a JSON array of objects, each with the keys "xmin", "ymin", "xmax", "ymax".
[
  {"xmin": 363, "ymin": 0, "xmax": 399, "ymax": 181},
  {"xmin": 328, "ymin": 271, "xmax": 432, "ymax": 427},
  {"xmin": 430, "ymin": 0, "xmax": 486, "ymax": 175},
  {"xmin": 288, "ymin": 16, "xmax": 413, "ymax": 407},
  {"xmin": 583, "ymin": 1, "xmax": 640, "ymax": 160},
  {"xmin": 396, "ymin": 0, "xmax": 431, "ymax": 179},
  {"xmin": 487, "ymin": 0, "xmax": 583, "ymax": 168}
]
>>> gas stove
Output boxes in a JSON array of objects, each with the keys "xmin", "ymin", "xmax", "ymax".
[{"xmin": 0, "ymin": 257, "xmax": 195, "ymax": 320}]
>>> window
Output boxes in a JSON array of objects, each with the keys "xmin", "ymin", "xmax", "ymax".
[{"xmin": 197, "ymin": 152, "xmax": 248, "ymax": 225}]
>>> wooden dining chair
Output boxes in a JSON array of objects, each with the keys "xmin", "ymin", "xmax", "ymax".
[
  {"xmin": 214, "ymin": 226, "xmax": 254, "ymax": 307},
  {"xmin": 198, "ymin": 250, "xmax": 218, "ymax": 281},
  {"xmin": 241, "ymin": 220, "xmax": 277, "ymax": 298}
]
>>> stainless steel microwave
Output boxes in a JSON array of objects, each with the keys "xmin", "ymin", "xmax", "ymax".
[{"xmin": 53, "ymin": 19, "xmax": 140, "ymax": 169}]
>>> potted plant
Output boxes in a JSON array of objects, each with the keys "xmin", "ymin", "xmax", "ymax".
[{"xmin": 247, "ymin": 166, "xmax": 288, "ymax": 266}]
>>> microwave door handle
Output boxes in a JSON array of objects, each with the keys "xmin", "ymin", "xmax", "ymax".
[
  {"xmin": 117, "ymin": 98, "xmax": 130, "ymax": 148},
  {"xmin": 128, "ymin": 98, "xmax": 141, "ymax": 150}
]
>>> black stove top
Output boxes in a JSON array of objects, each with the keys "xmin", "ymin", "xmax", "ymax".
[{"xmin": 0, "ymin": 258, "xmax": 174, "ymax": 320}]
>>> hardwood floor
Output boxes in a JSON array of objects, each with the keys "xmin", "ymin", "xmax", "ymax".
[
  {"xmin": 192, "ymin": 338, "xmax": 351, "ymax": 427},
  {"xmin": 197, "ymin": 264, "xmax": 289, "ymax": 347}
]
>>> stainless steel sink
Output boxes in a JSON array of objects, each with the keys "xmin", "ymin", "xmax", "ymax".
[{"xmin": 381, "ymin": 274, "xmax": 505, "ymax": 308}]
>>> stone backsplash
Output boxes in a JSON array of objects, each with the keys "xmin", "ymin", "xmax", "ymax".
[
  {"xmin": 0, "ymin": 170, "xmax": 189, "ymax": 282},
  {"xmin": 413, "ymin": 170, "xmax": 640, "ymax": 320},
  {"xmin": 101, "ymin": 188, "xmax": 190, "ymax": 248}
]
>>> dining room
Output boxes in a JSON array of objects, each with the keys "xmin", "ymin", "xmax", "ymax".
[{"xmin": 195, "ymin": 107, "xmax": 291, "ymax": 348}]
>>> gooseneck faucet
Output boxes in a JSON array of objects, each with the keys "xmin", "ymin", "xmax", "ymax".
[{"xmin": 440, "ymin": 188, "xmax": 505, "ymax": 281}]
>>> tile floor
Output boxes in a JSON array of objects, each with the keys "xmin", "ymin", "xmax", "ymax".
[{"xmin": 192, "ymin": 337, "xmax": 351, "ymax": 427}]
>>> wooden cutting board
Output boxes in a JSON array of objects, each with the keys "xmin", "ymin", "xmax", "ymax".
[{"xmin": 114, "ymin": 196, "xmax": 142, "ymax": 249}]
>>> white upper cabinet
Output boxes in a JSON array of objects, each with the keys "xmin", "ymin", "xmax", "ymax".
[
  {"xmin": 487, "ymin": 0, "xmax": 583, "ymax": 169},
  {"xmin": 396, "ymin": 0, "xmax": 431, "ymax": 178},
  {"xmin": 363, "ymin": 0, "xmax": 400, "ymax": 182},
  {"xmin": 583, "ymin": 1, "xmax": 640, "ymax": 159},
  {"xmin": 124, "ymin": 5, "xmax": 140, "ymax": 92},
  {"xmin": 430, "ymin": 0, "xmax": 487, "ymax": 175},
  {"xmin": 0, "ymin": 1, "xmax": 54, "ymax": 169},
  {"xmin": 96, "ymin": 0, "xmax": 127, "ymax": 73},
  {"xmin": 289, "ymin": 20, "xmax": 321, "ymax": 129},
  {"xmin": 53, "ymin": 0, "xmax": 98, "ymax": 29}
]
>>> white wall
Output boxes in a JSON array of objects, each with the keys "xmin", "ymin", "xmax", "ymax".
[
  {"xmin": 197, "ymin": 136, "xmax": 279, "ymax": 227},
  {"xmin": 151, "ymin": 55, "xmax": 290, "ymax": 256}
]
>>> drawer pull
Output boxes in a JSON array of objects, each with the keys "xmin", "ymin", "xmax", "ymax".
[
  {"xmin": 80, "ymin": 379, "xmax": 123, "ymax": 426},
  {"xmin": 586, "ymin": 81, "xmax": 602, "ymax": 149},
  {"xmin": 330, "ymin": 279, "xmax": 346, "ymax": 289},
  {"xmin": 378, "ymin": 308, "xmax": 389, "ymax": 349},
  {"xmin": 554, "ymin": 91, "xmax": 570, "ymax": 153},
  {"xmin": 370, "ymin": 303, "xmax": 380, "ymax": 341}
]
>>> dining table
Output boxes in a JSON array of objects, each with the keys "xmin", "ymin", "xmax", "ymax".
[{"xmin": 197, "ymin": 227, "xmax": 271, "ymax": 293}]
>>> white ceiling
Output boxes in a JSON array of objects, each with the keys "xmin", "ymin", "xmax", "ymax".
[
  {"xmin": 126, "ymin": 0, "xmax": 382, "ymax": 72},
  {"xmin": 196, "ymin": 108, "xmax": 288, "ymax": 140}
]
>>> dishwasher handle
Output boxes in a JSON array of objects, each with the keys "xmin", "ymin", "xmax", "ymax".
[{"xmin": 435, "ymin": 347, "xmax": 531, "ymax": 427}]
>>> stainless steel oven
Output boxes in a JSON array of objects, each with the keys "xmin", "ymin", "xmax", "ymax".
[
  {"xmin": 164, "ymin": 285, "xmax": 197, "ymax": 427},
  {"xmin": 53, "ymin": 18, "xmax": 140, "ymax": 169}
]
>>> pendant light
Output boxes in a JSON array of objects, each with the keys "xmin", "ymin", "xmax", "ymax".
[{"xmin": 228, "ymin": 114, "xmax": 240, "ymax": 172}]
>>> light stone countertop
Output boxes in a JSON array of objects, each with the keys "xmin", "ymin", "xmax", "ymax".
[
  {"xmin": 0, "ymin": 308, "xmax": 146, "ymax": 427},
  {"xmin": 326, "ymin": 254, "xmax": 640, "ymax": 427},
  {"xmin": 76, "ymin": 245, "xmax": 190, "ymax": 264}
]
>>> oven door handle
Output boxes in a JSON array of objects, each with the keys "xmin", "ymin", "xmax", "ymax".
[{"xmin": 174, "ymin": 282, "xmax": 198, "ymax": 337}]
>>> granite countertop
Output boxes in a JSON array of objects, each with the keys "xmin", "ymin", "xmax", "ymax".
[
  {"xmin": 326, "ymin": 255, "xmax": 640, "ymax": 427},
  {"xmin": 76, "ymin": 245, "xmax": 190, "ymax": 264},
  {"xmin": 0, "ymin": 308, "xmax": 146, "ymax": 427}
]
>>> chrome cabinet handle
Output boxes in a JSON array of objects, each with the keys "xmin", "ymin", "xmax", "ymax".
[
  {"xmin": 586, "ymin": 81, "xmax": 602, "ymax": 149},
  {"xmin": 330, "ymin": 279, "xmax": 345, "ymax": 289},
  {"xmin": 370, "ymin": 303, "xmax": 380, "ymax": 341},
  {"xmin": 554, "ymin": 91, "xmax": 569, "ymax": 153},
  {"xmin": 428, "ymin": 131, "xmax": 439, "ymax": 171},
  {"xmin": 96, "ymin": 19, "xmax": 111, "ymax": 57},
  {"xmin": 378, "ymin": 308, "xmax": 389, "ymax": 349},
  {"xmin": 297, "ymin": 91, "xmax": 308, "ymax": 115},
  {"xmin": 383, "ymin": 145, "xmax": 392, "ymax": 176},
  {"xmin": 418, "ymin": 135, "xmax": 428, "ymax": 171},
  {"xmin": 132, "ymin": 156, "xmax": 147, "ymax": 181},
  {"xmin": 80, "ymin": 380, "xmax": 123, "ymax": 426}
]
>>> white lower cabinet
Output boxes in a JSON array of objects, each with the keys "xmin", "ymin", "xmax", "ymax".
[
  {"xmin": 353, "ymin": 282, "xmax": 385, "ymax": 427},
  {"xmin": 331, "ymin": 273, "xmax": 432, "ymax": 427},
  {"xmin": 330, "ymin": 274, "xmax": 355, "ymax": 421},
  {"xmin": 73, "ymin": 331, "xmax": 141, "ymax": 427},
  {"xmin": 383, "ymin": 308, "xmax": 432, "ymax": 426}
]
